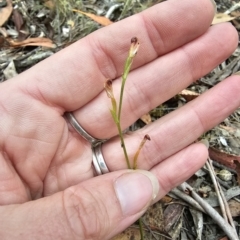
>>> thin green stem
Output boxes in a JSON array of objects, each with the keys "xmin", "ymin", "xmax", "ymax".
[
  {"xmin": 118, "ymin": 80, "xmax": 125, "ymax": 122},
  {"xmin": 105, "ymin": 37, "xmax": 143, "ymax": 239},
  {"xmin": 116, "ymin": 122, "xmax": 131, "ymax": 169},
  {"xmin": 118, "ymin": 57, "xmax": 132, "ymax": 121},
  {"xmin": 139, "ymin": 217, "xmax": 144, "ymax": 240},
  {"xmin": 116, "ymin": 56, "xmax": 133, "ymax": 169}
]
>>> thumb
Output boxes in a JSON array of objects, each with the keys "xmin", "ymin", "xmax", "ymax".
[{"xmin": 0, "ymin": 170, "xmax": 159, "ymax": 240}]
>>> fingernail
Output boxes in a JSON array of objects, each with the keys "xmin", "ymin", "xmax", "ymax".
[
  {"xmin": 210, "ymin": 0, "xmax": 217, "ymax": 13},
  {"xmin": 199, "ymin": 139, "xmax": 209, "ymax": 148},
  {"xmin": 114, "ymin": 170, "xmax": 159, "ymax": 216}
]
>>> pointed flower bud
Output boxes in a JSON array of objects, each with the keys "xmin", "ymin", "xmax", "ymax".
[
  {"xmin": 129, "ymin": 37, "xmax": 140, "ymax": 58},
  {"xmin": 104, "ymin": 79, "xmax": 114, "ymax": 99},
  {"xmin": 144, "ymin": 134, "xmax": 151, "ymax": 141},
  {"xmin": 133, "ymin": 134, "xmax": 151, "ymax": 169}
]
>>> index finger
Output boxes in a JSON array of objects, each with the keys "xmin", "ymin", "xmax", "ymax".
[{"xmin": 12, "ymin": 0, "xmax": 215, "ymax": 112}]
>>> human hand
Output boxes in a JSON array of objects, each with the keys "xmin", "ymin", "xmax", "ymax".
[{"xmin": 0, "ymin": 0, "xmax": 240, "ymax": 239}]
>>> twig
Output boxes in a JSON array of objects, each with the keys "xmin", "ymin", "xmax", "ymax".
[
  {"xmin": 206, "ymin": 160, "xmax": 227, "ymax": 221},
  {"xmin": 105, "ymin": 3, "xmax": 123, "ymax": 18},
  {"xmin": 224, "ymin": 3, "xmax": 240, "ymax": 14},
  {"xmin": 219, "ymin": 184, "xmax": 237, "ymax": 232},
  {"xmin": 208, "ymin": 159, "xmax": 237, "ymax": 235},
  {"xmin": 185, "ymin": 184, "xmax": 239, "ymax": 240},
  {"xmin": 171, "ymin": 187, "xmax": 205, "ymax": 213}
]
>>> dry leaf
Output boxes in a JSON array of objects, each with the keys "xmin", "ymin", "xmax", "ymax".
[
  {"xmin": 12, "ymin": 9, "xmax": 24, "ymax": 33},
  {"xmin": 212, "ymin": 13, "xmax": 236, "ymax": 25},
  {"xmin": 164, "ymin": 204, "xmax": 184, "ymax": 232},
  {"xmin": 0, "ymin": 0, "xmax": 13, "ymax": 27},
  {"xmin": 7, "ymin": 37, "xmax": 56, "ymax": 48},
  {"xmin": 111, "ymin": 228, "xmax": 141, "ymax": 240},
  {"xmin": 140, "ymin": 113, "xmax": 151, "ymax": 124},
  {"xmin": 72, "ymin": 9, "xmax": 113, "ymax": 26},
  {"xmin": 234, "ymin": 71, "xmax": 240, "ymax": 76},
  {"xmin": 12, "ymin": 9, "xmax": 27, "ymax": 41},
  {"xmin": 219, "ymin": 124, "xmax": 236, "ymax": 133},
  {"xmin": 179, "ymin": 89, "xmax": 200, "ymax": 102},
  {"xmin": 44, "ymin": 0, "xmax": 55, "ymax": 10},
  {"xmin": 0, "ymin": 36, "xmax": 5, "ymax": 47},
  {"xmin": 113, "ymin": 202, "xmax": 169, "ymax": 239},
  {"xmin": 234, "ymin": 160, "xmax": 240, "ymax": 185},
  {"xmin": 143, "ymin": 201, "xmax": 164, "ymax": 231},
  {"xmin": 161, "ymin": 195, "xmax": 172, "ymax": 203},
  {"xmin": 228, "ymin": 199, "xmax": 240, "ymax": 217},
  {"xmin": 219, "ymin": 237, "xmax": 229, "ymax": 240},
  {"xmin": 209, "ymin": 147, "xmax": 240, "ymax": 169}
]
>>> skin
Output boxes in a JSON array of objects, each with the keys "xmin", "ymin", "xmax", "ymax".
[{"xmin": 0, "ymin": 0, "xmax": 239, "ymax": 239}]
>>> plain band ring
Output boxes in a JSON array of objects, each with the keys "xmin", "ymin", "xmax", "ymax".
[
  {"xmin": 65, "ymin": 112, "xmax": 104, "ymax": 145},
  {"xmin": 93, "ymin": 143, "xmax": 109, "ymax": 174},
  {"xmin": 65, "ymin": 112, "xmax": 109, "ymax": 175},
  {"xmin": 92, "ymin": 148, "xmax": 102, "ymax": 175}
]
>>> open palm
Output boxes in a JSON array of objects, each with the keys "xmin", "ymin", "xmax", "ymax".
[{"xmin": 0, "ymin": 0, "xmax": 240, "ymax": 239}]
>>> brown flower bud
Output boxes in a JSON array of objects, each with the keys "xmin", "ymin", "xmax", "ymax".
[
  {"xmin": 131, "ymin": 37, "xmax": 138, "ymax": 44},
  {"xmin": 104, "ymin": 79, "xmax": 114, "ymax": 99},
  {"xmin": 144, "ymin": 134, "xmax": 151, "ymax": 141},
  {"xmin": 129, "ymin": 37, "xmax": 140, "ymax": 58}
]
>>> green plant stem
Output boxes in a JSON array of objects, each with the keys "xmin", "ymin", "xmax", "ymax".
[
  {"xmin": 106, "ymin": 38, "xmax": 144, "ymax": 239},
  {"xmin": 116, "ymin": 56, "xmax": 133, "ymax": 169},
  {"xmin": 118, "ymin": 57, "xmax": 133, "ymax": 121},
  {"xmin": 117, "ymin": 49, "xmax": 145, "ymax": 236},
  {"xmin": 117, "ymin": 39, "xmax": 144, "ymax": 238},
  {"xmin": 116, "ymin": 122, "xmax": 131, "ymax": 169},
  {"xmin": 139, "ymin": 217, "xmax": 144, "ymax": 240}
]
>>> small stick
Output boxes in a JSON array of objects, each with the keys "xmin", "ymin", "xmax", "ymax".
[
  {"xmin": 206, "ymin": 160, "xmax": 227, "ymax": 221},
  {"xmin": 171, "ymin": 187, "xmax": 205, "ymax": 213},
  {"xmin": 185, "ymin": 184, "xmax": 239, "ymax": 240},
  {"xmin": 208, "ymin": 159, "xmax": 237, "ymax": 235}
]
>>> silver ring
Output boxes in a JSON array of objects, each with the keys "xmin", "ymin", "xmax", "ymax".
[
  {"xmin": 92, "ymin": 143, "xmax": 109, "ymax": 175},
  {"xmin": 92, "ymin": 149, "xmax": 102, "ymax": 175},
  {"xmin": 65, "ymin": 112, "xmax": 104, "ymax": 146}
]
